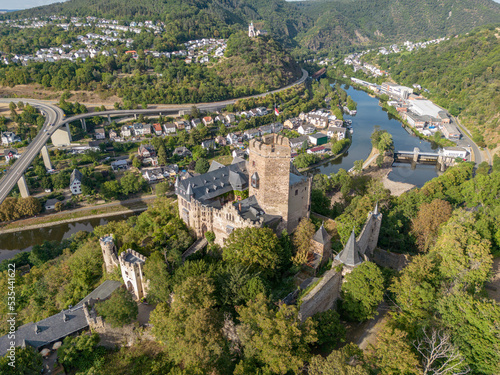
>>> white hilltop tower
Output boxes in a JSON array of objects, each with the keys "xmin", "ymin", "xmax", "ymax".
[
  {"xmin": 249, "ymin": 22, "xmax": 256, "ymax": 38},
  {"xmin": 119, "ymin": 249, "xmax": 148, "ymax": 301}
]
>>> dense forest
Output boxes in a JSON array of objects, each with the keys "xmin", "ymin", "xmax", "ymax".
[
  {"xmin": 3, "ymin": 0, "xmax": 500, "ymax": 53},
  {"xmin": 297, "ymin": 0, "xmax": 500, "ymax": 53},
  {"xmin": 369, "ymin": 25, "xmax": 500, "ymax": 148}
]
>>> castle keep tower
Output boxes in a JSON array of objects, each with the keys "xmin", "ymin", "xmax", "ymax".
[
  {"xmin": 248, "ymin": 134, "xmax": 291, "ymax": 224},
  {"xmin": 99, "ymin": 235, "xmax": 119, "ymax": 273},
  {"xmin": 119, "ymin": 249, "xmax": 148, "ymax": 301}
]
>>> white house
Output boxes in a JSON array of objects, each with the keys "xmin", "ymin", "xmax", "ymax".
[
  {"xmin": 163, "ymin": 123, "xmax": 176, "ymax": 135},
  {"xmin": 70, "ymin": 169, "xmax": 83, "ymax": 195},
  {"xmin": 121, "ymin": 125, "xmax": 132, "ymax": 138},
  {"xmin": 298, "ymin": 124, "xmax": 315, "ymax": 135},
  {"xmin": 95, "ymin": 128, "xmax": 106, "ymax": 139},
  {"xmin": 327, "ymin": 126, "xmax": 347, "ymax": 140},
  {"xmin": 1, "ymin": 132, "xmax": 21, "ymax": 146},
  {"xmin": 442, "ymin": 147, "xmax": 468, "ymax": 159}
]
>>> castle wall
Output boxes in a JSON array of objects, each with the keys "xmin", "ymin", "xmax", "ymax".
[
  {"xmin": 371, "ymin": 248, "xmax": 411, "ymax": 271},
  {"xmin": 212, "ymin": 203, "xmax": 262, "ymax": 246},
  {"xmin": 357, "ymin": 212, "xmax": 382, "ymax": 257},
  {"xmin": 287, "ymin": 177, "xmax": 312, "ymax": 233},
  {"xmin": 248, "ymin": 135, "xmax": 291, "ymax": 225},
  {"xmin": 298, "ymin": 269, "xmax": 342, "ymax": 322}
]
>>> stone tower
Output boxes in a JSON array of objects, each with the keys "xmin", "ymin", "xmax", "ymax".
[
  {"xmin": 99, "ymin": 235, "xmax": 119, "ymax": 273},
  {"xmin": 119, "ymin": 249, "xmax": 148, "ymax": 301},
  {"xmin": 248, "ymin": 22, "xmax": 256, "ymax": 38},
  {"xmin": 248, "ymin": 134, "xmax": 291, "ymax": 225}
]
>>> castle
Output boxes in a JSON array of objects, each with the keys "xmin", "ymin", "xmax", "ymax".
[
  {"xmin": 176, "ymin": 134, "xmax": 312, "ymax": 245},
  {"xmin": 99, "ymin": 235, "xmax": 148, "ymax": 301}
]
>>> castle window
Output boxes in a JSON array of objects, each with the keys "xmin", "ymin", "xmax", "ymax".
[
  {"xmin": 252, "ymin": 161, "xmax": 256, "ymax": 167},
  {"xmin": 295, "ymin": 189, "xmax": 298, "ymax": 196},
  {"xmin": 251, "ymin": 172, "xmax": 259, "ymax": 189}
]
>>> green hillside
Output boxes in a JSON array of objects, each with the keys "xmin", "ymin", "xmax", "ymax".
[
  {"xmin": 5, "ymin": 0, "xmax": 312, "ymax": 48},
  {"xmin": 297, "ymin": 0, "xmax": 500, "ymax": 51},
  {"xmin": 373, "ymin": 25, "xmax": 500, "ymax": 148}
]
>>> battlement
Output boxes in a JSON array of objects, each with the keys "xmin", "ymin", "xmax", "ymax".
[
  {"xmin": 99, "ymin": 234, "xmax": 114, "ymax": 249},
  {"xmin": 249, "ymin": 134, "xmax": 291, "ymax": 157},
  {"xmin": 119, "ymin": 249, "xmax": 147, "ymax": 265}
]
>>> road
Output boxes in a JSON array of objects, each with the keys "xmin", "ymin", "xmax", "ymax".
[
  {"xmin": 0, "ymin": 69, "xmax": 309, "ymax": 204},
  {"xmin": 0, "ymin": 99, "xmax": 64, "ymax": 204}
]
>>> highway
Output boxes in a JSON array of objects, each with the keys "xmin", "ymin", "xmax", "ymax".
[{"xmin": 0, "ymin": 69, "xmax": 308, "ymax": 203}]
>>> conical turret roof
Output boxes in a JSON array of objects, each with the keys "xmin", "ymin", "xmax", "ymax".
[
  {"xmin": 335, "ymin": 228, "xmax": 363, "ymax": 267},
  {"xmin": 312, "ymin": 224, "xmax": 330, "ymax": 245}
]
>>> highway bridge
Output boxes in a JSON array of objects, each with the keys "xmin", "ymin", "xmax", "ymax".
[{"xmin": 0, "ymin": 69, "xmax": 308, "ymax": 204}]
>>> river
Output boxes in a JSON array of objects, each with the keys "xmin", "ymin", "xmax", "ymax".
[
  {"xmin": 0, "ymin": 212, "xmax": 136, "ymax": 262},
  {"xmin": 312, "ymin": 84, "xmax": 441, "ymax": 186}
]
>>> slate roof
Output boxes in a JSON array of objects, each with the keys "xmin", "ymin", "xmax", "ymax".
[
  {"xmin": 335, "ymin": 229, "xmax": 363, "ymax": 267},
  {"xmin": 234, "ymin": 195, "xmax": 281, "ymax": 225},
  {"xmin": 70, "ymin": 169, "xmax": 82, "ymax": 185},
  {"xmin": 312, "ymin": 224, "xmax": 330, "ymax": 245},
  {"xmin": 176, "ymin": 159, "xmax": 248, "ymax": 204},
  {"xmin": 0, "ymin": 280, "xmax": 121, "ymax": 356}
]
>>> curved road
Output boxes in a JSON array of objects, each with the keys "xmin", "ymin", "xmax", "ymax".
[{"xmin": 0, "ymin": 69, "xmax": 308, "ymax": 203}]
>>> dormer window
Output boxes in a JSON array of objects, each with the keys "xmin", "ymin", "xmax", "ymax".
[{"xmin": 251, "ymin": 172, "xmax": 259, "ymax": 189}]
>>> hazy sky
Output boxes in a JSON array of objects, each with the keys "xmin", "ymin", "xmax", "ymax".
[{"xmin": 1, "ymin": 0, "xmax": 500, "ymax": 10}]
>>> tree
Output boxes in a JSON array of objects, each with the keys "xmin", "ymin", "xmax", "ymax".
[
  {"xmin": 120, "ymin": 172, "xmax": 145, "ymax": 195},
  {"xmin": 223, "ymin": 227, "xmax": 281, "ymax": 278},
  {"xmin": 15, "ymin": 197, "xmax": 42, "ymax": 217},
  {"xmin": 150, "ymin": 276, "xmax": 228, "ymax": 372},
  {"xmin": 58, "ymin": 333, "xmax": 105, "ymax": 373},
  {"xmin": 309, "ymin": 344, "xmax": 368, "ymax": 375},
  {"xmin": 101, "ymin": 180, "xmax": 121, "ymax": 200},
  {"xmin": 0, "ymin": 346, "xmax": 42, "ymax": 375},
  {"xmin": 54, "ymin": 201, "xmax": 64, "ymax": 212},
  {"xmin": 155, "ymin": 182, "xmax": 169, "ymax": 197},
  {"xmin": 431, "ymin": 210, "xmax": 492, "ymax": 292},
  {"xmin": 291, "ymin": 218, "xmax": 316, "ymax": 266},
  {"xmin": 437, "ymin": 291, "xmax": 500, "ymax": 375},
  {"xmin": 413, "ymin": 327, "xmax": 470, "ymax": 375},
  {"xmin": 353, "ymin": 160, "xmax": 364, "ymax": 173},
  {"xmin": 97, "ymin": 287, "xmax": 138, "ymax": 327},
  {"xmin": 378, "ymin": 132, "xmax": 394, "ymax": 153},
  {"xmin": 370, "ymin": 326, "xmax": 421, "ymax": 375},
  {"xmin": 132, "ymin": 156, "xmax": 142, "ymax": 169},
  {"xmin": 411, "ymin": 199, "xmax": 453, "ymax": 252},
  {"xmin": 390, "ymin": 255, "xmax": 440, "ymax": 323},
  {"xmin": 143, "ymin": 252, "xmax": 171, "ymax": 303},
  {"xmin": 157, "ymin": 145, "xmax": 168, "ymax": 166},
  {"xmin": 341, "ymin": 262, "xmax": 384, "ymax": 322},
  {"xmin": 312, "ymin": 309, "xmax": 346, "ymax": 350},
  {"xmin": 237, "ymin": 293, "xmax": 317, "ymax": 374},
  {"xmin": 195, "ymin": 157, "xmax": 209, "ymax": 174}
]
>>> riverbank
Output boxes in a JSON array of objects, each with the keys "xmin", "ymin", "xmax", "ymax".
[
  {"xmin": 0, "ymin": 205, "xmax": 148, "ymax": 234},
  {"xmin": 361, "ymin": 152, "xmax": 416, "ymax": 196},
  {"xmin": 0, "ymin": 194, "xmax": 161, "ymax": 233},
  {"xmin": 300, "ymin": 142, "xmax": 352, "ymax": 174}
]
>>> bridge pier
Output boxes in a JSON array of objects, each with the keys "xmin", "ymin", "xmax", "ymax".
[
  {"xmin": 51, "ymin": 123, "xmax": 72, "ymax": 147},
  {"xmin": 80, "ymin": 118, "xmax": 87, "ymax": 132},
  {"xmin": 413, "ymin": 147, "xmax": 420, "ymax": 163},
  {"xmin": 40, "ymin": 145, "xmax": 53, "ymax": 170},
  {"xmin": 134, "ymin": 114, "xmax": 137, "ymax": 120},
  {"xmin": 17, "ymin": 175, "xmax": 30, "ymax": 198},
  {"xmin": 108, "ymin": 114, "xmax": 111, "ymax": 123}
]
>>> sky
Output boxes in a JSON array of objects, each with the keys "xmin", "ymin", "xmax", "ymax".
[{"xmin": 1, "ymin": 0, "xmax": 500, "ymax": 10}]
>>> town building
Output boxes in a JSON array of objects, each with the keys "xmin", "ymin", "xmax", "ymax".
[
  {"xmin": 173, "ymin": 146, "xmax": 192, "ymax": 158},
  {"xmin": 327, "ymin": 126, "xmax": 347, "ymax": 140},
  {"xmin": 163, "ymin": 123, "xmax": 176, "ymax": 135},
  {"xmin": 4, "ymin": 149, "xmax": 19, "ymax": 163},
  {"xmin": 380, "ymin": 82, "xmax": 413, "ymax": 100},
  {"xmin": 176, "ymin": 134, "xmax": 312, "ymax": 245},
  {"xmin": 309, "ymin": 133, "xmax": 328, "ymax": 146},
  {"xmin": 94, "ymin": 128, "xmax": 105, "ymax": 139},
  {"xmin": 1, "ymin": 131, "xmax": 21, "ymax": 146},
  {"xmin": 289, "ymin": 135, "xmax": 310, "ymax": 150},
  {"xmin": 70, "ymin": 169, "xmax": 83, "ymax": 195},
  {"xmin": 442, "ymin": 146, "xmax": 468, "ymax": 159},
  {"xmin": 152, "ymin": 123, "xmax": 163, "ymax": 136}
]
